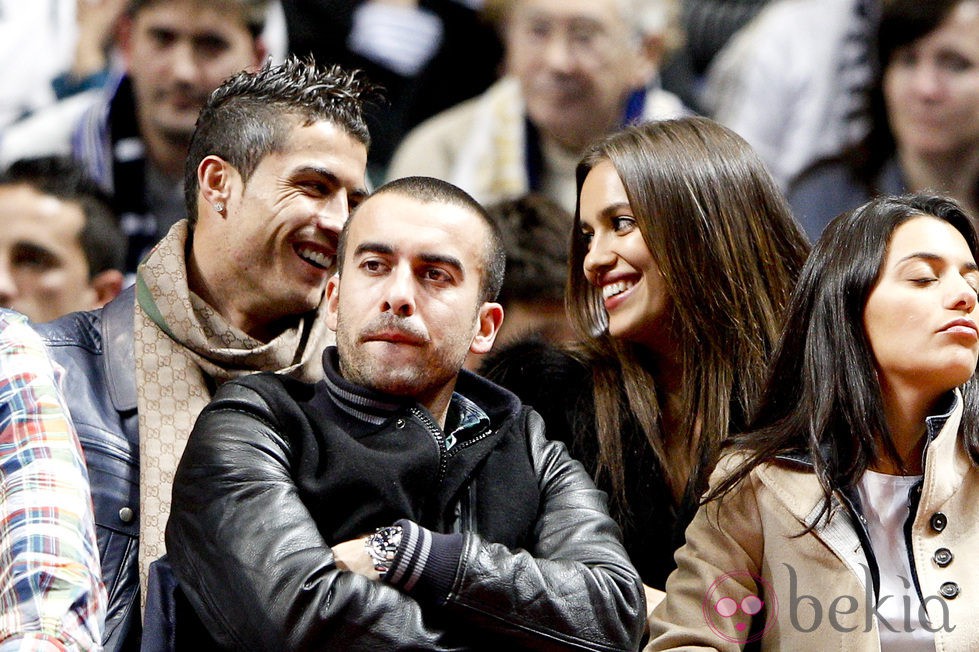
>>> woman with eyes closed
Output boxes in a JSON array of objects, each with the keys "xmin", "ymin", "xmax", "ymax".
[
  {"xmin": 481, "ymin": 116, "xmax": 810, "ymax": 607},
  {"xmin": 646, "ymin": 193, "xmax": 979, "ymax": 651}
]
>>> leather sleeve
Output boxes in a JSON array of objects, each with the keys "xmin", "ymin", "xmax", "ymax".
[
  {"xmin": 166, "ymin": 383, "xmax": 466, "ymax": 651},
  {"xmin": 168, "ymin": 385, "xmax": 643, "ymax": 651},
  {"xmin": 438, "ymin": 410, "xmax": 646, "ymax": 651},
  {"xmin": 37, "ymin": 296, "xmax": 141, "ymax": 652}
]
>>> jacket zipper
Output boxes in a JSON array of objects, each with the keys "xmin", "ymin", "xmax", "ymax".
[
  {"xmin": 835, "ymin": 487, "xmax": 882, "ymax": 601},
  {"xmin": 446, "ymin": 427, "xmax": 494, "ymax": 459},
  {"xmin": 773, "ymin": 455, "xmax": 884, "ymax": 600},
  {"xmin": 445, "ymin": 427, "xmax": 493, "ymax": 534},
  {"xmin": 410, "ymin": 407, "xmax": 448, "ymax": 486}
]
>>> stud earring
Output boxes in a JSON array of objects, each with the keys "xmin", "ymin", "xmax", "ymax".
[{"xmin": 213, "ymin": 202, "xmax": 225, "ymax": 214}]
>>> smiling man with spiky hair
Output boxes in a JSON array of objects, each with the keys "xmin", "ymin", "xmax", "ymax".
[{"xmin": 35, "ymin": 56, "xmax": 372, "ymax": 651}]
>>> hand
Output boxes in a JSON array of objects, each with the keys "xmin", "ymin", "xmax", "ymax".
[
  {"xmin": 332, "ymin": 536, "xmax": 381, "ymax": 581},
  {"xmin": 72, "ymin": 0, "xmax": 128, "ymax": 79},
  {"xmin": 644, "ymin": 583, "xmax": 665, "ymax": 615}
]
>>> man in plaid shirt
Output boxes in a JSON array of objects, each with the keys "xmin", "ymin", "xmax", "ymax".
[{"xmin": 0, "ymin": 310, "xmax": 104, "ymax": 650}]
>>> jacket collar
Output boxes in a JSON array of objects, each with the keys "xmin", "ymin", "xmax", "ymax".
[
  {"xmin": 919, "ymin": 388, "xmax": 968, "ymax": 509},
  {"xmin": 320, "ymin": 346, "xmax": 516, "ymax": 438},
  {"xmin": 771, "ymin": 390, "xmax": 961, "ymax": 474},
  {"xmin": 757, "ymin": 389, "xmax": 967, "ymax": 592},
  {"xmin": 101, "ymin": 284, "xmax": 137, "ymax": 412},
  {"xmin": 321, "ymin": 346, "xmax": 414, "ymax": 426},
  {"xmin": 756, "ymin": 454, "xmax": 872, "ymax": 592}
]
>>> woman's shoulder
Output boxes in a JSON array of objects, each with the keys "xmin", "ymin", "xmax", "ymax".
[
  {"xmin": 481, "ymin": 338, "xmax": 590, "ymax": 391},
  {"xmin": 479, "ymin": 338, "xmax": 594, "ymax": 434},
  {"xmin": 706, "ymin": 448, "xmax": 827, "ymax": 520},
  {"xmin": 788, "ymin": 156, "xmax": 870, "ymax": 238},
  {"xmin": 707, "ymin": 448, "xmax": 820, "ymax": 494}
]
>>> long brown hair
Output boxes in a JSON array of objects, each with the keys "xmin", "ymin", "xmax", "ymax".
[{"xmin": 567, "ymin": 116, "xmax": 810, "ymax": 512}]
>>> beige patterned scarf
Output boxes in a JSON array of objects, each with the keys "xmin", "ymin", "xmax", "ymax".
[
  {"xmin": 450, "ymin": 77, "xmax": 528, "ymax": 207},
  {"xmin": 448, "ymin": 77, "xmax": 689, "ymax": 214},
  {"xmin": 134, "ymin": 221, "xmax": 332, "ymax": 602}
]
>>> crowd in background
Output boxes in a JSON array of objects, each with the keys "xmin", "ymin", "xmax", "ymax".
[{"xmin": 1, "ymin": 0, "xmax": 978, "ymax": 649}]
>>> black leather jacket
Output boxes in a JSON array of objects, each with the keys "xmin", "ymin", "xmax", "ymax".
[
  {"xmin": 167, "ymin": 354, "xmax": 645, "ymax": 651},
  {"xmin": 36, "ymin": 287, "xmax": 140, "ymax": 652}
]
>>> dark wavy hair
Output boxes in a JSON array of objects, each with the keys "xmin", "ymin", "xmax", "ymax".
[
  {"xmin": 486, "ymin": 194, "xmax": 569, "ymax": 306},
  {"xmin": 566, "ymin": 116, "xmax": 810, "ymax": 514},
  {"xmin": 0, "ymin": 156, "xmax": 125, "ymax": 276},
  {"xmin": 184, "ymin": 56, "xmax": 377, "ymax": 227},
  {"xmin": 708, "ymin": 193, "xmax": 979, "ymax": 520}
]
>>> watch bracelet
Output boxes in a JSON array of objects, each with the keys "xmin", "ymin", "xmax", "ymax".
[{"xmin": 365, "ymin": 525, "xmax": 403, "ymax": 575}]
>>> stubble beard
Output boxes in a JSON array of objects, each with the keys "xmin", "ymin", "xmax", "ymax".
[{"xmin": 335, "ymin": 311, "xmax": 473, "ymax": 401}]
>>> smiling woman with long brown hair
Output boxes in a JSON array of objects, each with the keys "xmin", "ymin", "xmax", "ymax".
[{"xmin": 482, "ymin": 116, "xmax": 810, "ymax": 602}]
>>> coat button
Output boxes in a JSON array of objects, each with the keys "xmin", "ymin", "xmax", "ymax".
[
  {"xmin": 395, "ymin": 418, "xmax": 406, "ymax": 429},
  {"xmin": 118, "ymin": 507, "xmax": 134, "ymax": 523},
  {"xmin": 934, "ymin": 548, "xmax": 954, "ymax": 567},
  {"xmin": 940, "ymin": 582, "xmax": 960, "ymax": 599},
  {"xmin": 930, "ymin": 512, "xmax": 948, "ymax": 532}
]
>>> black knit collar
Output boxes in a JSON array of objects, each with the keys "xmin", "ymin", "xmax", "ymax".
[
  {"xmin": 320, "ymin": 347, "xmax": 496, "ymax": 446},
  {"xmin": 321, "ymin": 346, "xmax": 413, "ymax": 426}
]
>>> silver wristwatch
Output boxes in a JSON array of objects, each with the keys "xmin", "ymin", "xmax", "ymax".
[{"xmin": 364, "ymin": 525, "xmax": 403, "ymax": 577}]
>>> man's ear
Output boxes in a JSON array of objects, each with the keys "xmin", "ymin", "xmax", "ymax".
[
  {"xmin": 197, "ymin": 156, "xmax": 233, "ymax": 220},
  {"xmin": 470, "ymin": 302, "xmax": 504, "ymax": 355},
  {"xmin": 325, "ymin": 273, "xmax": 340, "ymax": 332},
  {"xmin": 116, "ymin": 14, "xmax": 135, "ymax": 70},
  {"xmin": 90, "ymin": 269, "xmax": 125, "ymax": 308}
]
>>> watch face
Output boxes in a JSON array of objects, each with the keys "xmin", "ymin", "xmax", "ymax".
[{"xmin": 366, "ymin": 525, "xmax": 403, "ymax": 575}]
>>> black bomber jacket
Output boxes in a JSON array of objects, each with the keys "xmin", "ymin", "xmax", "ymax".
[{"xmin": 165, "ymin": 347, "xmax": 645, "ymax": 651}]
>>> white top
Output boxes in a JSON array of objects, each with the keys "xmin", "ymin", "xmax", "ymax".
[
  {"xmin": 857, "ymin": 470, "xmax": 935, "ymax": 651},
  {"xmin": 347, "ymin": 2, "xmax": 444, "ymax": 77},
  {"xmin": 0, "ymin": 0, "xmax": 76, "ymax": 129},
  {"xmin": 703, "ymin": 0, "xmax": 873, "ymax": 188}
]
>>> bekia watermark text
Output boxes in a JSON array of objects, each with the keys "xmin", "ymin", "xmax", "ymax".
[{"xmin": 702, "ymin": 564, "xmax": 954, "ymax": 644}]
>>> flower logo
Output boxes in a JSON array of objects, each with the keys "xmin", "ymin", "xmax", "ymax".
[{"xmin": 701, "ymin": 570, "xmax": 778, "ymax": 644}]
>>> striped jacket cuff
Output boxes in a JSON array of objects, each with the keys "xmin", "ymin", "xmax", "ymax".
[{"xmin": 383, "ymin": 519, "xmax": 464, "ymax": 605}]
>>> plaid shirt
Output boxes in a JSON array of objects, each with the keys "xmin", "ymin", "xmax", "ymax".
[{"xmin": 0, "ymin": 311, "xmax": 105, "ymax": 650}]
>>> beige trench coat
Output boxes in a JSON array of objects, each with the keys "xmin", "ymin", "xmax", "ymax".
[{"xmin": 646, "ymin": 390, "xmax": 979, "ymax": 651}]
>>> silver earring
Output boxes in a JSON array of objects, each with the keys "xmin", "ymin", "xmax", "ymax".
[{"xmin": 213, "ymin": 202, "xmax": 225, "ymax": 214}]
